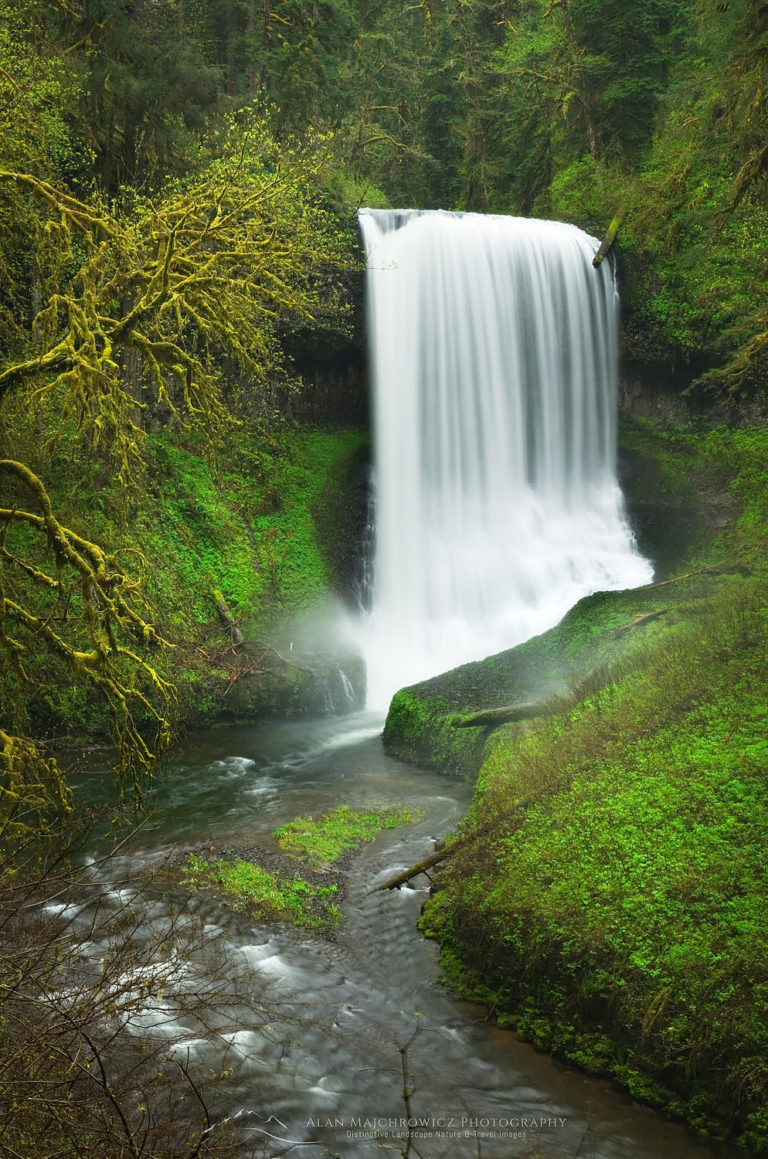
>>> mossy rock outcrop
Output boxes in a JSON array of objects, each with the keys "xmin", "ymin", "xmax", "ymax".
[{"xmin": 383, "ymin": 577, "xmax": 706, "ymax": 779}]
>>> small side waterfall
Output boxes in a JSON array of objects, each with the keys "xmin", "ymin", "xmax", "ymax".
[{"xmin": 358, "ymin": 208, "xmax": 653, "ymax": 709}]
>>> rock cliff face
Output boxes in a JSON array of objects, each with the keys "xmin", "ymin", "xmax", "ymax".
[
  {"xmin": 288, "ymin": 268, "xmax": 369, "ymax": 427},
  {"xmin": 620, "ymin": 358, "xmax": 768, "ymax": 427},
  {"xmin": 620, "ymin": 363, "xmax": 695, "ymax": 426},
  {"xmin": 292, "ymin": 349, "xmax": 368, "ymax": 426}
]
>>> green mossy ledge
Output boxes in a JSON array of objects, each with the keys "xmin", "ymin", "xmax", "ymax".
[
  {"xmin": 385, "ymin": 423, "xmax": 768, "ymax": 1152},
  {"xmin": 383, "ymin": 582, "xmax": 688, "ymax": 779}
]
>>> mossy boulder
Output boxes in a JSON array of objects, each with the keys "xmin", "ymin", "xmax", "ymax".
[{"xmin": 383, "ymin": 581, "xmax": 695, "ymax": 778}]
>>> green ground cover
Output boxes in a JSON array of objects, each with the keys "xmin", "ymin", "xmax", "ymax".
[
  {"xmin": 6, "ymin": 419, "xmax": 367, "ymax": 740},
  {"xmin": 274, "ymin": 804, "xmax": 420, "ymax": 867},
  {"xmin": 397, "ymin": 425, "xmax": 768, "ymax": 1150},
  {"xmin": 182, "ymin": 805, "xmax": 420, "ymax": 928},
  {"xmin": 182, "ymin": 853, "xmax": 342, "ymax": 930}
]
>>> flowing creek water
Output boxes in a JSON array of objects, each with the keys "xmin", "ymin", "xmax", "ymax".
[{"xmin": 63, "ymin": 712, "xmax": 726, "ymax": 1159}]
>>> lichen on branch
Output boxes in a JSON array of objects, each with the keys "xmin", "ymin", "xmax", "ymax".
[
  {"xmin": 0, "ymin": 459, "xmax": 174, "ymax": 813},
  {"xmin": 0, "ymin": 114, "xmax": 355, "ymax": 486}
]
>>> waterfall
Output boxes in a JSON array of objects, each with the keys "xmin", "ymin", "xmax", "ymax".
[{"xmin": 357, "ymin": 208, "xmax": 653, "ymax": 710}]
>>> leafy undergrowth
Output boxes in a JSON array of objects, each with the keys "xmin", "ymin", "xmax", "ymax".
[
  {"xmin": 182, "ymin": 853, "xmax": 341, "ymax": 930},
  {"xmin": 7, "ymin": 416, "xmax": 367, "ymax": 738},
  {"xmin": 418, "ymin": 427, "xmax": 768, "ymax": 1152},
  {"xmin": 274, "ymin": 804, "xmax": 420, "ymax": 867},
  {"xmin": 422, "ymin": 572, "xmax": 768, "ymax": 1150}
]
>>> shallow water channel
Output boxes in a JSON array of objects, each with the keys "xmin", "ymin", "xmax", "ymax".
[{"xmin": 67, "ymin": 712, "xmax": 726, "ymax": 1159}]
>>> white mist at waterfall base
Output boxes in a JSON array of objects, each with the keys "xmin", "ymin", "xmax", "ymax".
[{"xmin": 355, "ymin": 209, "xmax": 653, "ymax": 711}]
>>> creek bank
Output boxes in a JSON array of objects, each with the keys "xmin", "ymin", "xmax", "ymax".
[{"xmin": 384, "ymin": 424, "xmax": 768, "ymax": 1153}]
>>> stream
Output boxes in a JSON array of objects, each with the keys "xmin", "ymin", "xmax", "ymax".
[{"xmin": 64, "ymin": 711, "xmax": 725, "ymax": 1159}]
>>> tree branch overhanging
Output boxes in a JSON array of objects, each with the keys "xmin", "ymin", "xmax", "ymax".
[{"xmin": 0, "ymin": 461, "xmax": 174, "ymax": 810}]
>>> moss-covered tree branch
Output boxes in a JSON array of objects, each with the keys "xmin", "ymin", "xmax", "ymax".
[
  {"xmin": 0, "ymin": 460, "xmax": 173, "ymax": 810},
  {"xmin": 0, "ymin": 117, "xmax": 355, "ymax": 485}
]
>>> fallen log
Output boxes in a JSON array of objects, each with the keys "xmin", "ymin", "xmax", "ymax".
[
  {"xmin": 452, "ymin": 694, "xmax": 570, "ymax": 729},
  {"xmin": 592, "ymin": 208, "xmax": 624, "ymax": 267},
  {"xmin": 369, "ymin": 804, "xmax": 531, "ymax": 893},
  {"xmin": 637, "ymin": 559, "xmax": 747, "ymax": 592},
  {"xmin": 369, "ymin": 846, "xmax": 454, "ymax": 892},
  {"xmin": 213, "ymin": 588, "xmax": 245, "ymax": 646},
  {"xmin": 612, "ymin": 608, "xmax": 669, "ymax": 636}
]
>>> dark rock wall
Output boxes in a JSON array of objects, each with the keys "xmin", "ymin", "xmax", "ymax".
[{"xmin": 620, "ymin": 358, "xmax": 768, "ymax": 428}]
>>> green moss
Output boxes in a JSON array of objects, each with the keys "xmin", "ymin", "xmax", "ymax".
[
  {"xmin": 423, "ymin": 599, "xmax": 768, "ymax": 1136},
  {"xmin": 382, "ymin": 688, "xmax": 487, "ymax": 777},
  {"xmin": 181, "ymin": 853, "xmax": 341, "ymax": 930},
  {"xmin": 7, "ymin": 418, "xmax": 367, "ymax": 738},
  {"xmin": 405, "ymin": 425, "xmax": 768, "ymax": 1147},
  {"xmin": 274, "ymin": 804, "xmax": 421, "ymax": 866}
]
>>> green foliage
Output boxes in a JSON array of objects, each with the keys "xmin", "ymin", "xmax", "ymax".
[
  {"xmin": 425, "ymin": 581, "xmax": 768, "ymax": 1145},
  {"xmin": 489, "ymin": 0, "xmax": 683, "ymax": 213},
  {"xmin": 0, "ymin": 115, "xmax": 356, "ymax": 487},
  {"xmin": 416, "ymin": 427, "xmax": 768, "ymax": 1147},
  {"xmin": 257, "ymin": 1, "xmax": 359, "ymax": 136},
  {"xmin": 182, "ymin": 852, "xmax": 341, "ymax": 929},
  {"xmin": 274, "ymin": 804, "xmax": 420, "ymax": 866},
  {"xmin": 658, "ymin": 425, "xmax": 768, "ymax": 557},
  {"xmin": 251, "ymin": 426, "xmax": 366, "ymax": 619},
  {"xmin": 0, "ymin": 3, "xmax": 85, "ymax": 178},
  {"xmin": 0, "ymin": 87, "xmax": 360, "ymax": 795},
  {"xmin": 0, "ymin": 459, "xmax": 174, "ymax": 813},
  {"xmin": 0, "ymin": 730, "xmax": 74, "ymax": 857},
  {"xmin": 40, "ymin": 0, "xmax": 223, "ymax": 196},
  {"xmin": 568, "ymin": 0, "xmax": 684, "ymax": 154},
  {"xmin": 3, "ymin": 0, "xmax": 768, "ymax": 393},
  {"xmin": 2, "ymin": 418, "xmax": 366, "ymax": 740}
]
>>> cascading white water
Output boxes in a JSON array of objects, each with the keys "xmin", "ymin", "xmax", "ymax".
[{"xmin": 357, "ymin": 208, "xmax": 653, "ymax": 710}]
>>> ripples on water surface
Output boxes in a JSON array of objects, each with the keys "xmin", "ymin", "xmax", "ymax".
[{"xmin": 64, "ymin": 714, "xmax": 727, "ymax": 1158}]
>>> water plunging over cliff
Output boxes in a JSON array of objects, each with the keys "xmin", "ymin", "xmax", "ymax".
[{"xmin": 358, "ymin": 209, "xmax": 652, "ymax": 709}]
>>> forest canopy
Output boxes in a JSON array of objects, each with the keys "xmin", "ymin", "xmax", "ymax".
[{"xmin": 3, "ymin": 0, "xmax": 768, "ymax": 384}]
